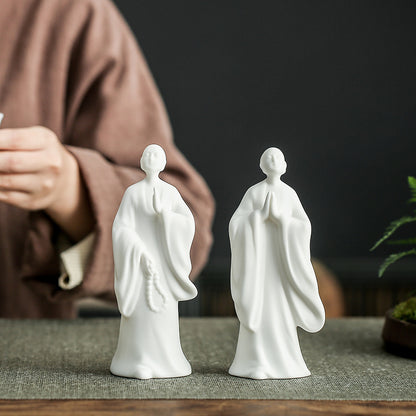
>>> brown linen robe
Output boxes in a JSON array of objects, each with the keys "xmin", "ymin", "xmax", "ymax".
[{"xmin": 0, "ymin": 0, "xmax": 214, "ymax": 318}]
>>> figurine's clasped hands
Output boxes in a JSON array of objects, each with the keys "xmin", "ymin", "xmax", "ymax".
[
  {"xmin": 260, "ymin": 192, "xmax": 271, "ymax": 221},
  {"xmin": 152, "ymin": 188, "xmax": 163, "ymax": 216},
  {"xmin": 260, "ymin": 192, "xmax": 282, "ymax": 224},
  {"xmin": 268, "ymin": 192, "xmax": 282, "ymax": 224}
]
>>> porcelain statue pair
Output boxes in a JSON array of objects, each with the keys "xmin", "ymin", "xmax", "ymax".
[{"xmin": 110, "ymin": 144, "xmax": 325, "ymax": 380}]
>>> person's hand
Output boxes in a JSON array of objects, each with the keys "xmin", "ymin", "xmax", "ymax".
[
  {"xmin": 0, "ymin": 126, "xmax": 93, "ymax": 241},
  {"xmin": 0, "ymin": 126, "xmax": 74, "ymax": 210}
]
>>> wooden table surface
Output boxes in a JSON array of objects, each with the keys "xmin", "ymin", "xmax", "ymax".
[{"xmin": 0, "ymin": 399, "xmax": 415, "ymax": 415}]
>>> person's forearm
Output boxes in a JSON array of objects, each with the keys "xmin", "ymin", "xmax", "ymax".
[{"xmin": 45, "ymin": 151, "xmax": 94, "ymax": 242}]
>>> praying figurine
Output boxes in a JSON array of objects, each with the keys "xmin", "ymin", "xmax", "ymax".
[
  {"xmin": 110, "ymin": 144, "xmax": 197, "ymax": 379},
  {"xmin": 228, "ymin": 147, "xmax": 325, "ymax": 379}
]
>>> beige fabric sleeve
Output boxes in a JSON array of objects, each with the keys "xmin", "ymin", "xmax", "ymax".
[{"xmin": 58, "ymin": 233, "xmax": 95, "ymax": 290}]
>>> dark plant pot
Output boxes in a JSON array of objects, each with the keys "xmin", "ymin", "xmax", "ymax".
[{"xmin": 382, "ymin": 309, "xmax": 416, "ymax": 359}]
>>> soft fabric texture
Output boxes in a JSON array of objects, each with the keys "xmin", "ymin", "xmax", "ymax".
[
  {"xmin": 58, "ymin": 233, "xmax": 95, "ymax": 290},
  {"xmin": 0, "ymin": 318, "xmax": 415, "ymax": 400},
  {"xmin": 0, "ymin": 0, "xmax": 214, "ymax": 318}
]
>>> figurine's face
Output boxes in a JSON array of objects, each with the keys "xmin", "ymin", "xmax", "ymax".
[
  {"xmin": 260, "ymin": 148, "xmax": 287, "ymax": 176},
  {"xmin": 140, "ymin": 144, "xmax": 167, "ymax": 174}
]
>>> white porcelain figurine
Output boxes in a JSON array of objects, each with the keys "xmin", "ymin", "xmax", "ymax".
[
  {"xmin": 228, "ymin": 147, "xmax": 325, "ymax": 379},
  {"xmin": 110, "ymin": 144, "xmax": 197, "ymax": 379}
]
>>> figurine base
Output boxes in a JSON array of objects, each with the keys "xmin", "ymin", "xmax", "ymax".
[
  {"xmin": 110, "ymin": 366, "xmax": 192, "ymax": 380},
  {"xmin": 228, "ymin": 367, "xmax": 311, "ymax": 380}
]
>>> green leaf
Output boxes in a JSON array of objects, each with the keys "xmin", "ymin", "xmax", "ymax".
[
  {"xmin": 409, "ymin": 176, "xmax": 416, "ymax": 203},
  {"xmin": 378, "ymin": 249, "xmax": 416, "ymax": 277},
  {"xmin": 387, "ymin": 237, "xmax": 416, "ymax": 246},
  {"xmin": 371, "ymin": 216, "xmax": 416, "ymax": 251}
]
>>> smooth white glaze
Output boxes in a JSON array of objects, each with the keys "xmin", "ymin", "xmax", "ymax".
[
  {"xmin": 110, "ymin": 144, "xmax": 197, "ymax": 379},
  {"xmin": 229, "ymin": 147, "xmax": 325, "ymax": 379}
]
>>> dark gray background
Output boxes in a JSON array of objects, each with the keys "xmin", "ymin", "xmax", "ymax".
[{"xmin": 112, "ymin": 0, "xmax": 416, "ymax": 274}]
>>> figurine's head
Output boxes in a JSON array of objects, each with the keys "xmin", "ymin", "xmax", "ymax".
[
  {"xmin": 260, "ymin": 147, "xmax": 287, "ymax": 177},
  {"xmin": 140, "ymin": 144, "xmax": 167, "ymax": 175}
]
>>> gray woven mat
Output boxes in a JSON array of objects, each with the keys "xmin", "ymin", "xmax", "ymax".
[{"xmin": 0, "ymin": 317, "xmax": 415, "ymax": 400}]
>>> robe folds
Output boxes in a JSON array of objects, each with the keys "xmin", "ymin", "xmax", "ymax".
[
  {"xmin": 229, "ymin": 180, "xmax": 325, "ymax": 379},
  {"xmin": 110, "ymin": 180, "xmax": 197, "ymax": 379}
]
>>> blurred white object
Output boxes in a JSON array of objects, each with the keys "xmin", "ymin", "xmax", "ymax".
[
  {"xmin": 110, "ymin": 144, "xmax": 197, "ymax": 379},
  {"xmin": 0, "ymin": 113, "xmax": 4, "ymax": 126},
  {"xmin": 228, "ymin": 147, "xmax": 325, "ymax": 379}
]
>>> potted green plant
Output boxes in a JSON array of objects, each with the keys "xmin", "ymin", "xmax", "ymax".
[{"xmin": 371, "ymin": 176, "xmax": 416, "ymax": 358}]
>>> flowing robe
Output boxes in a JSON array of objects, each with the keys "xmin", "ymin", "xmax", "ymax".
[
  {"xmin": 110, "ymin": 180, "xmax": 197, "ymax": 379},
  {"xmin": 228, "ymin": 180, "xmax": 325, "ymax": 379}
]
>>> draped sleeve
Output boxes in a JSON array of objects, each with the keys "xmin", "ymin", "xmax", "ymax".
[
  {"xmin": 112, "ymin": 188, "xmax": 145, "ymax": 318},
  {"xmin": 229, "ymin": 186, "xmax": 265, "ymax": 331},
  {"xmin": 158, "ymin": 186, "xmax": 197, "ymax": 301},
  {"xmin": 277, "ymin": 187, "xmax": 325, "ymax": 332}
]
